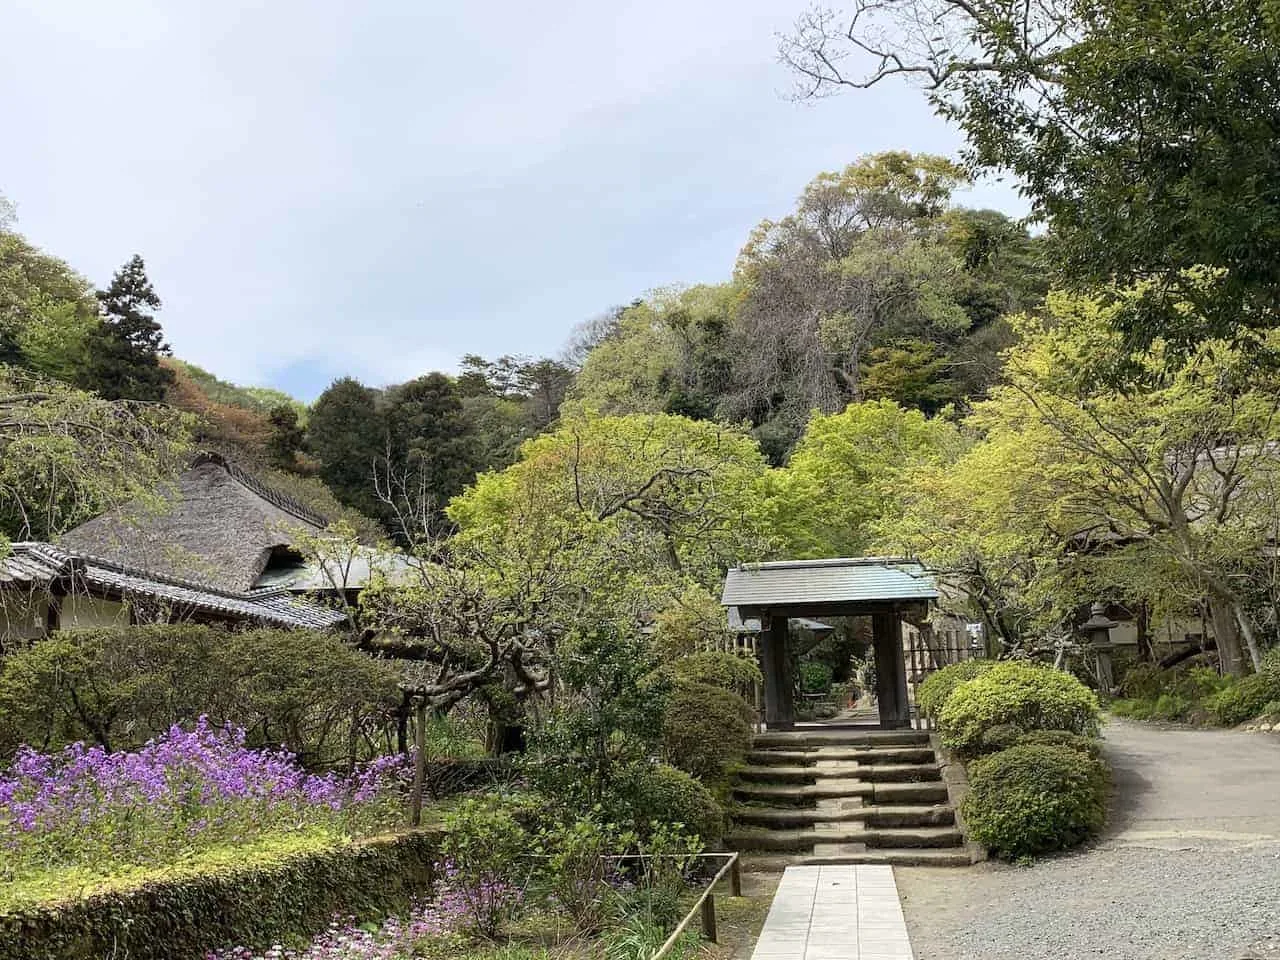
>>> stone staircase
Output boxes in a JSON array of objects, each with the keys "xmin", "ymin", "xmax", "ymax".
[{"xmin": 727, "ymin": 728, "xmax": 973, "ymax": 868}]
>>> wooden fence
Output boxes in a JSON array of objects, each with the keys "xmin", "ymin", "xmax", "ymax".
[{"xmin": 906, "ymin": 626, "xmax": 978, "ymax": 729}]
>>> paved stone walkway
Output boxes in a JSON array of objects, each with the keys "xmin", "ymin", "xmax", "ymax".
[{"xmin": 750, "ymin": 865, "xmax": 913, "ymax": 960}]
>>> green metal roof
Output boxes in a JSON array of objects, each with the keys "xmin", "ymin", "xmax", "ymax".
[{"xmin": 721, "ymin": 557, "xmax": 938, "ymax": 609}]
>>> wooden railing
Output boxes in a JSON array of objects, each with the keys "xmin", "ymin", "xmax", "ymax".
[{"xmin": 650, "ymin": 851, "xmax": 742, "ymax": 960}]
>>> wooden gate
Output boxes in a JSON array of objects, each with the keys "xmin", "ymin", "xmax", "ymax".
[{"xmin": 906, "ymin": 625, "xmax": 977, "ymax": 729}]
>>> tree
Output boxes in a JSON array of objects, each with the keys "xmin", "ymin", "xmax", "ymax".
[
  {"xmin": 383, "ymin": 372, "xmax": 479, "ymax": 525},
  {"xmin": 765, "ymin": 399, "xmax": 961, "ymax": 559},
  {"xmin": 724, "ymin": 153, "xmax": 988, "ymax": 450},
  {"xmin": 0, "ymin": 367, "xmax": 192, "ymax": 545},
  {"xmin": 448, "ymin": 413, "xmax": 776, "ymax": 617},
  {"xmin": 0, "ymin": 226, "xmax": 102, "ymax": 382},
  {"xmin": 781, "ymin": 1, "xmax": 1280, "ymax": 355},
  {"xmin": 880, "ymin": 284, "xmax": 1280, "ymax": 674},
  {"xmin": 267, "ymin": 404, "xmax": 305, "ymax": 468},
  {"xmin": 84, "ymin": 255, "xmax": 173, "ymax": 400},
  {"xmin": 308, "ymin": 377, "xmax": 386, "ymax": 519}
]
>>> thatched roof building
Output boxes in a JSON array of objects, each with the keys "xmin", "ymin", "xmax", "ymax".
[{"xmin": 59, "ymin": 453, "xmax": 328, "ymax": 593}]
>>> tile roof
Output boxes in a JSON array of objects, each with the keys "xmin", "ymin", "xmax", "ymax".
[
  {"xmin": 722, "ymin": 557, "xmax": 939, "ymax": 609},
  {"xmin": 1, "ymin": 542, "xmax": 346, "ymax": 630}
]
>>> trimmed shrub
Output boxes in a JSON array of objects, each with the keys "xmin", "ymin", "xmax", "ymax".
[
  {"xmin": 616, "ymin": 763, "xmax": 724, "ymax": 847},
  {"xmin": 1015, "ymin": 729, "xmax": 1105, "ymax": 761},
  {"xmin": 1210, "ymin": 669, "xmax": 1280, "ymax": 727},
  {"xmin": 962, "ymin": 745, "xmax": 1109, "ymax": 860},
  {"xmin": 662, "ymin": 681, "xmax": 753, "ymax": 784},
  {"xmin": 798, "ymin": 661, "xmax": 834, "ymax": 695},
  {"xmin": 0, "ymin": 830, "xmax": 439, "ymax": 960},
  {"xmin": 916, "ymin": 660, "xmax": 995, "ymax": 719},
  {"xmin": 665, "ymin": 651, "xmax": 762, "ymax": 698},
  {"xmin": 938, "ymin": 661, "xmax": 1101, "ymax": 756}
]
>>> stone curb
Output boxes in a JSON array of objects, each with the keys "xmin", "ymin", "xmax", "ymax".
[{"xmin": 929, "ymin": 731, "xmax": 987, "ymax": 864}]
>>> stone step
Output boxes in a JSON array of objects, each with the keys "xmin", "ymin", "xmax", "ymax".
[
  {"xmin": 871, "ymin": 781, "xmax": 950, "ymax": 804},
  {"xmin": 742, "ymin": 848, "xmax": 973, "ymax": 871},
  {"xmin": 753, "ymin": 729, "xmax": 930, "ymax": 749},
  {"xmin": 733, "ymin": 803, "xmax": 955, "ymax": 829},
  {"xmin": 732, "ymin": 779, "xmax": 949, "ymax": 804},
  {"xmin": 746, "ymin": 746, "xmax": 937, "ymax": 766},
  {"xmin": 732, "ymin": 780, "xmax": 872, "ymax": 804},
  {"xmin": 727, "ymin": 825, "xmax": 964, "ymax": 852},
  {"xmin": 736, "ymin": 762, "xmax": 941, "ymax": 784}
]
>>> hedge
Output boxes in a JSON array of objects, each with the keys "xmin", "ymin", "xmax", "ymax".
[
  {"xmin": 916, "ymin": 660, "xmax": 995, "ymax": 718},
  {"xmin": 0, "ymin": 830, "xmax": 441, "ymax": 960},
  {"xmin": 962, "ymin": 744, "xmax": 1110, "ymax": 860},
  {"xmin": 616, "ymin": 763, "xmax": 724, "ymax": 847},
  {"xmin": 662, "ymin": 681, "xmax": 754, "ymax": 785},
  {"xmin": 938, "ymin": 661, "xmax": 1101, "ymax": 756},
  {"xmin": 1211, "ymin": 668, "xmax": 1280, "ymax": 726}
]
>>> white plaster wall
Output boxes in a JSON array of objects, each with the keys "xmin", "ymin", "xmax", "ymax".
[{"xmin": 59, "ymin": 595, "xmax": 129, "ymax": 631}]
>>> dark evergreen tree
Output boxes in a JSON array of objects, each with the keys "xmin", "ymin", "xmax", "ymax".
[
  {"xmin": 0, "ymin": 322, "xmax": 23, "ymax": 367},
  {"xmin": 266, "ymin": 404, "xmax": 305, "ymax": 469},
  {"xmin": 385, "ymin": 372, "xmax": 480, "ymax": 515},
  {"xmin": 84, "ymin": 255, "xmax": 173, "ymax": 400},
  {"xmin": 307, "ymin": 377, "xmax": 385, "ymax": 518}
]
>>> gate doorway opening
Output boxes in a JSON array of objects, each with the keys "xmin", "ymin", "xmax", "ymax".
[{"xmin": 721, "ymin": 558, "xmax": 940, "ymax": 730}]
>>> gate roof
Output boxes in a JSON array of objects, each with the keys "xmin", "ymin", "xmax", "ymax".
[{"xmin": 721, "ymin": 557, "xmax": 938, "ymax": 615}]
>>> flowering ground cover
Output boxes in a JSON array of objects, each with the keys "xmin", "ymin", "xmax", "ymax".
[{"xmin": 0, "ymin": 718, "xmax": 409, "ymax": 908}]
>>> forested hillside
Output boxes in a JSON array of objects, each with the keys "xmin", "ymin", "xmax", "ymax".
[{"xmin": 2, "ymin": 151, "xmax": 1045, "ymax": 545}]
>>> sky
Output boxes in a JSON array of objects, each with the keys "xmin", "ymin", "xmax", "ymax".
[{"xmin": 1, "ymin": 0, "xmax": 1026, "ymax": 402}]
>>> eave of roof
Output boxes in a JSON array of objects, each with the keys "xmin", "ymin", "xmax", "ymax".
[
  {"xmin": 1, "ymin": 542, "xmax": 345, "ymax": 631},
  {"xmin": 722, "ymin": 557, "xmax": 939, "ymax": 610}
]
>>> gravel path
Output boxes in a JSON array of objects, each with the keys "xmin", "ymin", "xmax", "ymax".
[{"xmin": 896, "ymin": 721, "xmax": 1280, "ymax": 959}]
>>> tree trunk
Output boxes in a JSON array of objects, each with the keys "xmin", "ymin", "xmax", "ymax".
[
  {"xmin": 1135, "ymin": 602, "xmax": 1154, "ymax": 663},
  {"xmin": 1208, "ymin": 594, "xmax": 1246, "ymax": 677},
  {"xmin": 1232, "ymin": 600, "xmax": 1264, "ymax": 673},
  {"xmin": 409, "ymin": 697, "xmax": 428, "ymax": 827}
]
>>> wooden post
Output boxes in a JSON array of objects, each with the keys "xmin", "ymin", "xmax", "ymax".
[
  {"xmin": 872, "ymin": 611, "xmax": 909, "ymax": 729},
  {"xmin": 700, "ymin": 893, "xmax": 718, "ymax": 942},
  {"xmin": 760, "ymin": 615, "xmax": 795, "ymax": 729},
  {"xmin": 730, "ymin": 856, "xmax": 742, "ymax": 897},
  {"xmin": 409, "ymin": 695, "xmax": 427, "ymax": 827}
]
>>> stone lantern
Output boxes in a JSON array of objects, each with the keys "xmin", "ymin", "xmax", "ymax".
[{"xmin": 1080, "ymin": 602, "xmax": 1119, "ymax": 694}]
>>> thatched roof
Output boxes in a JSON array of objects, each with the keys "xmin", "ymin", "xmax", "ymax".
[
  {"xmin": 59, "ymin": 453, "xmax": 329, "ymax": 592},
  {"xmin": 1, "ymin": 542, "xmax": 346, "ymax": 630}
]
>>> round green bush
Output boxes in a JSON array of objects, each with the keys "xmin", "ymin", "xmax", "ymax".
[
  {"xmin": 916, "ymin": 660, "xmax": 996, "ymax": 719},
  {"xmin": 1211, "ymin": 669, "xmax": 1280, "ymax": 726},
  {"xmin": 662, "ymin": 681, "xmax": 753, "ymax": 784},
  {"xmin": 798, "ymin": 661, "xmax": 834, "ymax": 695},
  {"xmin": 961, "ymin": 744, "xmax": 1110, "ymax": 860},
  {"xmin": 1015, "ymin": 729, "xmax": 1105, "ymax": 761},
  {"xmin": 615, "ymin": 763, "xmax": 724, "ymax": 846},
  {"xmin": 666, "ymin": 651, "xmax": 762, "ymax": 697},
  {"xmin": 938, "ymin": 661, "xmax": 1101, "ymax": 756}
]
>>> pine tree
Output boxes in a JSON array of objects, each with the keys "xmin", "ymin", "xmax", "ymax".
[
  {"xmin": 84, "ymin": 255, "xmax": 173, "ymax": 400},
  {"xmin": 307, "ymin": 377, "xmax": 386, "ymax": 518}
]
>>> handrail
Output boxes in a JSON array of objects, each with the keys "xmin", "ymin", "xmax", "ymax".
[{"xmin": 650, "ymin": 851, "xmax": 742, "ymax": 960}]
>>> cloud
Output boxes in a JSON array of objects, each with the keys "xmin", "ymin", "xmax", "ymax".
[{"xmin": 1, "ymin": 0, "xmax": 1025, "ymax": 402}]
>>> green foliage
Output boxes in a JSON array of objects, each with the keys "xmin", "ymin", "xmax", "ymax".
[
  {"xmin": 916, "ymin": 660, "xmax": 995, "ymax": 719},
  {"xmin": 0, "ymin": 367, "xmax": 192, "ymax": 545},
  {"xmin": 441, "ymin": 798, "xmax": 530, "ymax": 937},
  {"xmin": 448, "ymin": 413, "xmax": 774, "ymax": 616},
  {"xmin": 0, "ymin": 227, "xmax": 102, "ymax": 383},
  {"xmin": 762, "ymin": 400, "xmax": 962, "ymax": 560},
  {"xmin": 797, "ymin": 660, "xmax": 833, "ymax": 695},
  {"xmin": 384, "ymin": 372, "xmax": 480, "ymax": 521},
  {"xmin": 614, "ymin": 764, "xmax": 724, "ymax": 848},
  {"xmin": 0, "ymin": 829, "xmax": 438, "ymax": 960},
  {"xmin": 82, "ymin": 255, "xmax": 173, "ymax": 401},
  {"xmin": 961, "ymin": 745, "xmax": 1110, "ymax": 861},
  {"xmin": 534, "ymin": 814, "xmax": 623, "ymax": 931},
  {"xmin": 0, "ymin": 626, "xmax": 401, "ymax": 765},
  {"xmin": 1110, "ymin": 665, "xmax": 1235, "ymax": 724},
  {"xmin": 1210, "ymin": 669, "xmax": 1280, "ymax": 727},
  {"xmin": 938, "ymin": 661, "xmax": 1101, "ymax": 756},
  {"xmin": 663, "ymin": 652, "xmax": 762, "ymax": 700},
  {"xmin": 1118, "ymin": 662, "xmax": 1166, "ymax": 701},
  {"xmin": 1013, "ymin": 729, "xmax": 1105, "ymax": 761},
  {"xmin": 661, "ymin": 681, "xmax": 753, "ymax": 785},
  {"xmin": 308, "ymin": 376, "xmax": 387, "ymax": 520},
  {"xmin": 650, "ymin": 585, "xmax": 734, "ymax": 660},
  {"xmin": 524, "ymin": 628, "xmax": 669, "ymax": 813}
]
